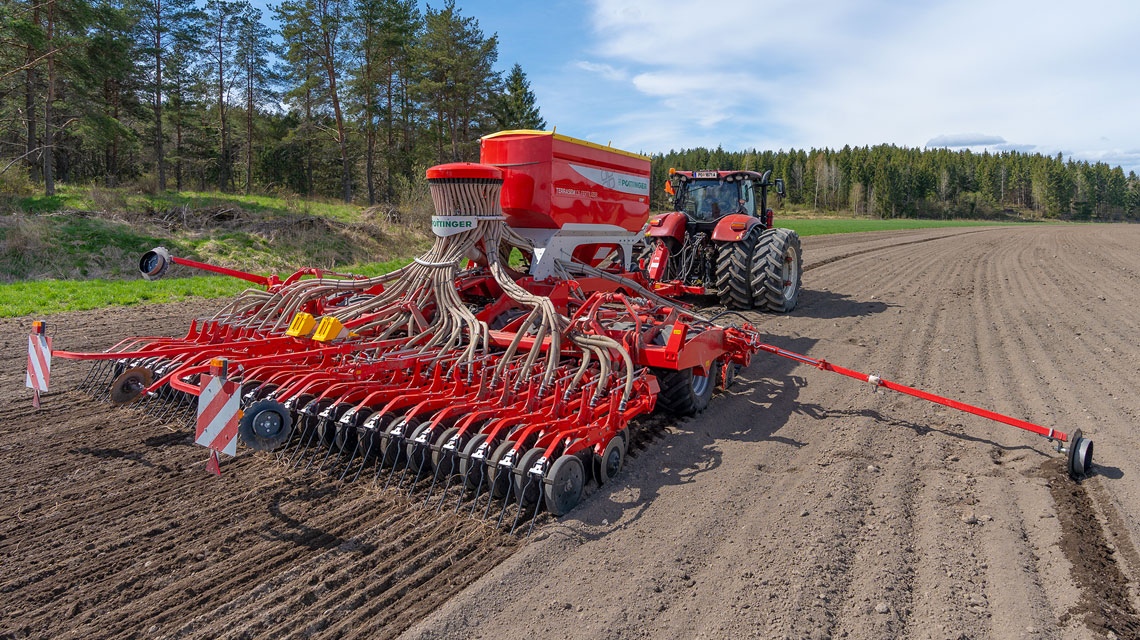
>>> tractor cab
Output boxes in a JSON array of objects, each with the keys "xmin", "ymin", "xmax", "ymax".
[
  {"xmin": 675, "ymin": 175, "xmax": 752, "ymax": 223},
  {"xmin": 669, "ymin": 169, "xmax": 784, "ymax": 228}
]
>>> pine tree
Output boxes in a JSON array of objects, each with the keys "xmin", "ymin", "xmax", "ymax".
[
  {"xmin": 129, "ymin": 0, "xmax": 202, "ymax": 190},
  {"xmin": 492, "ymin": 63, "xmax": 544, "ymax": 131},
  {"xmin": 413, "ymin": 0, "xmax": 499, "ymax": 163},
  {"xmin": 234, "ymin": 3, "xmax": 274, "ymax": 193}
]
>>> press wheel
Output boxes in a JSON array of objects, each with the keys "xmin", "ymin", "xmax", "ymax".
[
  {"xmin": 432, "ymin": 426, "xmax": 463, "ymax": 477},
  {"xmin": 460, "ymin": 433, "xmax": 490, "ymax": 491},
  {"xmin": 513, "ymin": 447, "xmax": 546, "ymax": 507},
  {"xmin": 544, "ymin": 454, "xmax": 585, "ymax": 516},
  {"xmin": 595, "ymin": 433, "xmax": 625, "ymax": 485},
  {"xmin": 488, "ymin": 439, "xmax": 517, "ymax": 499}
]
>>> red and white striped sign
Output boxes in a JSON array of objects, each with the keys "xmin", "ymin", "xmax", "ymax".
[
  {"xmin": 26, "ymin": 331, "xmax": 52, "ymax": 408},
  {"xmin": 196, "ymin": 374, "xmax": 240, "ymax": 457}
]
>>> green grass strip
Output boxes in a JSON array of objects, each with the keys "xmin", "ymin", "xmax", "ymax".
[
  {"xmin": 0, "ymin": 258, "xmax": 412, "ymax": 319},
  {"xmin": 777, "ymin": 218, "xmax": 1021, "ymax": 237}
]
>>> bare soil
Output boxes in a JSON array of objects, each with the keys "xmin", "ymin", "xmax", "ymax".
[{"xmin": 3, "ymin": 225, "xmax": 1140, "ymax": 640}]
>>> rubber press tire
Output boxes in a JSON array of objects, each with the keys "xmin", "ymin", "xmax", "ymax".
[
  {"xmin": 653, "ymin": 366, "xmax": 715, "ymax": 416},
  {"xmin": 751, "ymin": 228, "xmax": 803, "ymax": 313},
  {"xmin": 544, "ymin": 454, "xmax": 586, "ymax": 517},
  {"xmin": 715, "ymin": 227, "xmax": 760, "ymax": 309}
]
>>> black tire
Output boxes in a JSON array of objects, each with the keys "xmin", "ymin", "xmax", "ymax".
[
  {"xmin": 751, "ymin": 228, "xmax": 803, "ymax": 312},
  {"xmin": 512, "ymin": 447, "xmax": 546, "ymax": 508},
  {"xmin": 488, "ymin": 439, "xmax": 517, "ymax": 499},
  {"xmin": 715, "ymin": 227, "xmax": 759, "ymax": 309},
  {"xmin": 544, "ymin": 454, "xmax": 585, "ymax": 517},
  {"xmin": 595, "ymin": 433, "xmax": 625, "ymax": 485},
  {"xmin": 238, "ymin": 399, "xmax": 294, "ymax": 451},
  {"xmin": 653, "ymin": 366, "xmax": 715, "ymax": 416}
]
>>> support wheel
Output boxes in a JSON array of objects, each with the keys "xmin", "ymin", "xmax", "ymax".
[
  {"xmin": 652, "ymin": 366, "xmax": 715, "ymax": 416},
  {"xmin": 715, "ymin": 227, "xmax": 759, "ymax": 309},
  {"xmin": 1068, "ymin": 429, "xmax": 1094, "ymax": 478},
  {"xmin": 751, "ymin": 228, "xmax": 802, "ymax": 312},
  {"xmin": 595, "ymin": 433, "xmax": 625, "ymax": 485},
  {"xmin": 239, "ymin": 399, "xmax": 294, "ymax": 451}
]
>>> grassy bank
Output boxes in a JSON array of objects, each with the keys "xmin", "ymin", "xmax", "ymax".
[{"xmin": 1, "ymin": 185, "xmax": 1035, "ymax": 318}]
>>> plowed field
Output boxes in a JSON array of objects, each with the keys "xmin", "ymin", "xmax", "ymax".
[{"xmin": 3, "ymin": 225, "xmax": 1139, "ymax": 640}]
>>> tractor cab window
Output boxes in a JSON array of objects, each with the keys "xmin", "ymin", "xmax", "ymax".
[
  {"xmin": 677, "ymin": 180, "xmax": 743, "ymax": 220},
  {"xmin": 740, "ymin": 180, "xmax": 756, "ymax": 216}
]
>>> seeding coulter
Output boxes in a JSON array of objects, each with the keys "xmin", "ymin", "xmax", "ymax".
[{"xmin": 46, "ymin": 130, "xmax": 1093, "ymax": 531}]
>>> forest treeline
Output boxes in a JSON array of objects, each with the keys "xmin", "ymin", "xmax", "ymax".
[
  {"xmin": 3, "ymin": 0, "xmax": 1137, "ymax": 221},
  {"xmin": 650, "ymin": 146, "xmax": 1140, "ymax": 220},
  {"xmin": 1, "ymin": 0, "xmax": 543, "ymax": 203}
]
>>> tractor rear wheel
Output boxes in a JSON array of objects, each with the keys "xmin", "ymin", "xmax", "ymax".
[
  {"xmin": 751, "ymin": 228, "xmax": 803, "ymax": 312},
  {"xmin": 715, "ymin": 228, "xmax": 759, "ymax": 309},
  {"xmin": 653, "ymin": 366, "xmax": 715, "ymax": 416}
]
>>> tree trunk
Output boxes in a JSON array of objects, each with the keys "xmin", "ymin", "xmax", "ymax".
[
  {"xmin": 245, "ymin": 63, "xmax": 253, "ymax": 194},
  {"xmin": 24, "ymin": 1, "xmax": 40, "ymax": 185},
  {"xmin": 322, "ymin": 35, "xmax": 350, "ymax": 203},
  {"xmin": 43, "ymin": 0, "xmax": 55, "ymax": 196},
  {"xmin": 154, "ymin": 21, "xmax": 166, "ymax": 191},
  {"xmin": 216, "ymin": 17, "xmax": 229, "ymax": 192}
]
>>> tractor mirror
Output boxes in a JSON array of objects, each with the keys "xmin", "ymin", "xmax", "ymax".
[{"xmin": 774, "ymin": 178, "xmax": 786, "ymax": 197}]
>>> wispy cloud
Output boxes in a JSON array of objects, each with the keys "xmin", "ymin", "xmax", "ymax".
[
  {"xmin": 555, "ymin": 0, "xmax": 1140, "ymax": 171},
  {"xmin": 927, "ymin": 134, "xmax": 1008, "ymax": 148}
]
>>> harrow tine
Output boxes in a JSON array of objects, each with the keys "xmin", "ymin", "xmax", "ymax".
[
  {"xmin": 338, "ymin": 439, "xmax": 361, "ymax": 482},
  {"xmin": 406, "ymin": 454, "xmax": 431, "ymax": 498},
  {"xmin": 424, "ymin": 463, "xmax": 446, "ymax": 508},
  {"xmin": 350, "ymin": 439, "xmax": 376, "ymax": 483},
  {"xmin": 290, "ymin": 424, "xmax": 321, "ymax": 468},
  {"xmin": 465, "ymin": 467, "xmax": 488, "ymax": 516},
  {"xmin": 510, "ymin": 474, "xmax": 543, "ymax": 534},
  {"xmin": 310, "ymin": 422, "xmax": 338, "ymax": 471},
  {"xmin": 436, "ymin": 467, "xmax": 466, "ymax": 514},
  {"xmin": 77, "ymin": 360, "xmax": 108, "ymax": 392},
  {"xmin": 525, "ymin": 501, "xmax": 543, "ymax": 537},
  {"xmin": 495, "ymin": 487, "xmax": 515, "ymax": 529}
]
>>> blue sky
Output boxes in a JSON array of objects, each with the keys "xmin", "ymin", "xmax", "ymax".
[
  {"xmin": 457, "ymin": 0, "xmax": 1140, "ymax": 174},
  {"xmin": 252, "ymin": 0, "xmax": 1140, "ymax": 173}
]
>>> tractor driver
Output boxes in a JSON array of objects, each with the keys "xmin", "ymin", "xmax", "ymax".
[{"xmin": 701, "ymin": 183, "xmax": 743, "ymax": 218}]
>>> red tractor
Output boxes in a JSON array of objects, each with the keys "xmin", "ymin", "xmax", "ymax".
[{"xmin": 643, "ymin": 169, "xmax": 803, "ymax": 312}]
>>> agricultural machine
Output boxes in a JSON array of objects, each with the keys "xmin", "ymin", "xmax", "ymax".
[
  {"xmin": 644, "ymin": 169, "xmax": 802, "ymax": 312},
  {"xmin": 43, "ymin": 129, "xmax": 1093, "ymax": 533}
]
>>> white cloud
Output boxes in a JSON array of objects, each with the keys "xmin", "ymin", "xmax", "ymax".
[
  {"xmin": 575, "ymin": 61, "xmax": 628, "ymax": 82},
  {"xmin": 928, "ymin": 134, "xmax": 1008, "ymax": 148},
  {"xmin": 569, "ymin": 0, "xmax": 1140, "ymax": 171}
]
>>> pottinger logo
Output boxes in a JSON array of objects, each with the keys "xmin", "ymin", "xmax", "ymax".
[
  {"xmin": 431, "ymin": 216, "xmax": 475, "ymax": 237},
  {"xmin": 568, "ymin": 164, "xmax": 651, "ymax": 197}
]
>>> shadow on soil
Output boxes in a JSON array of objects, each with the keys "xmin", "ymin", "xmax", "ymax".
[
  {"xmin": 568, "ymin": 335, "xmax": 818, "ymax": 534},
  {"xmin": 792, "ymin": 288, "xmax": 895, "ymax": 320}
]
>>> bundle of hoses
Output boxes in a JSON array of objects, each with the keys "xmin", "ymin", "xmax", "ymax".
[{"xmin": 207, "ymin": 163, "xmax": 635, "ymax": 407}]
